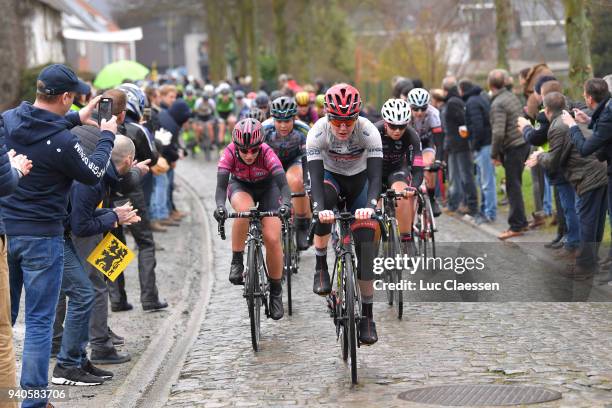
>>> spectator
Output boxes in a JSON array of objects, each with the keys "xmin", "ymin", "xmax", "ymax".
[
  {"xmin": 529, "ymin": 92, "xmax": 607, "ymax": 280},
  {"xmin": 0, "ymin": 116, "xmax": 32, "ymax": 408},
  {"xmin": 430, "ymin": 89, "xmax": 446, "ymax": 111},
  {"xmin": 459, "ymin": 78, "xmax": 496, "ymax": 223},
  {"xmin": 1, "ymin": 64, "xmax": 116, "ymax": 408},
  {"xmin": 564, "ymin": 78, "xmax": 612, "ymax": 283},
  {"xmin": 489, "ymin": 69, "xmax": 530, "ymax": 240},
  {"xmin": 442, "ymin": 76, "xmax": 478, "ymax": 216},
  {"xmin": 159, "ymin": 84, "xmax": 178, "ymax": 110},
  {"xmin": 51, "ymin": 135, "xmax": 140, "ymax": 385}
]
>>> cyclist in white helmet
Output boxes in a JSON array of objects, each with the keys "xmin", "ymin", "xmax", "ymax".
[
  {"xmin": 408, "ymin": 88, "xmax": 443, "ymax": 216},
  {"xmin": 375, "ymin": 99, "xmax": 424, "ymax": 252}
]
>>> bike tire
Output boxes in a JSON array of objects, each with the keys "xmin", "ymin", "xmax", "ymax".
[
  {"xmin": 285, "ymin": 224, "xmax": 293, "ymax": 316},
  {"xmin": 337, "ymin": 256, "xmax": 349, "ymax": 362},
  {"xmin": 424, "ymin": 199, "xmax": 436, "ymax": 259},
  {"xmin": 344, "ymin": 253, "xmax": 358, "ymax": 384},
  {"xmin": 246, "ymin": 240, "xmax": 260, "ymax": 351},
  {"xmin": 381, "ymin": 225, "xmax": 393, "ymax": 306},
  {"xmin": 389, "ymin": 219, "xmax": 403, "ymax": 320}
]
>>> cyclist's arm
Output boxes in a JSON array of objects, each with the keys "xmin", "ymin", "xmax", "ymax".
[
  {"xmin": 307, "ymin": 159, "xmax": 325, "ymax": 212},
  {"xmin": 272, "ymin": 172, "xmax": 292, "ymax": 207},
  {"xmin": 366, "ymin": 157, "xmax": 382, "ymax": 208},
  {"xmin": 215, "ymin": 169, "xmax": 230, "ymax": 208},
  {"xmin": 407, "ymin": 128, "xmax": 424, "ymax": 188}
]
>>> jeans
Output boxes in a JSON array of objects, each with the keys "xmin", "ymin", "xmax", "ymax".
[
  {"xmin": 447, "ymin": 150, "xmax": 478, "ymax": 214},
  {"xmin": 0, "ymin": 236, "xmax": 17, "ymax": 408},
  {"xmin": 556, "ymin": 182, "xmax": 580, "ymax": 249},
  {"xmin": 150, "ymin": 173, "xmax": 170, "ymax": 221},
  {"xmin": 501, "ymin": 144, "xmax": 530, "ymax": 231},
  {"xmin": 56, "ymin": 238, "xmax": 94, "ymax": 368},
  {"xmin": 575, "ymin": 185, "xmax": 608, "ymax": 270},
  {"xmin": 530, "ymin": 158, "xmax": 545, "ymax": 215},
  {"xmin": 543, "ymin": 174, "xmax": 553, "ymax": 216},
  {"xmin": 167, "ymin": 167, "xmax": 176, "ymax": 213},
  {"xmin": 8, "ymin": 235, "xmax": 64, "ymax": 408},
  {"xmin": 474, "ymin": 145, "xmax": 497, "ymax": 220}
]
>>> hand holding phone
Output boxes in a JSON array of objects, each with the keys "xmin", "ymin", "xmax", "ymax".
[{"xmin": 98, "ymin": 97, "xmax": 113, "ymax": 126}]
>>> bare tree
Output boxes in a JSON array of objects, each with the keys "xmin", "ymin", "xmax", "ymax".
[
  {"xmin": 0, "ymin": 0, "xmax": 26, "ymax": 109},
  {"xmin": 494, "ymin": 0, "xmax": 511, "ymax": 70},
  {"xmin": 272, "ymin": 0, "xmax": 288, "ymax": 75},
  {"xmin": 204, "ymin": 0, "xmax": 226, "ymax": 81},
  {"xmin": 563, "ymin": 0, "xmax": 592, "ymax": 99}
]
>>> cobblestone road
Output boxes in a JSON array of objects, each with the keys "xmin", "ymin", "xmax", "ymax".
[{"xmin": 165, "ymin": 157, "xmax": 612, "ymax": 408}]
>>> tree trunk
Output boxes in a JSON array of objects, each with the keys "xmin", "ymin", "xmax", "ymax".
[
  {"xmin": 564, "ymin": 0, "xmax": 592, "ymax": 99},
  {"xmin": 243, "ymin": 0, "xmax": 259, "ymax": 89},
  {"xmin": 494, "ymin": 0, "xmax": 510, "ymax": 70},
  {"xmin": 272, "ymin": 0, "xmax": 288, "ymax": 75},
  {"xmin": 204, "ymin": 0, "xmax": 226, "ymax": 82},
  {"xmin": 0, "ymin": 0, "xmax": 26, "ymax": 110}
]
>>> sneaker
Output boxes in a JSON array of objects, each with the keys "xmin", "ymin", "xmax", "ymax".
[
  {"xmin": 90, "ymin": 348, "xmax": 131, "ymax": 365},
  {"xmin": 150, "ymin": 221, "xmax": 168, "ymax": 233},
  {"xmin": 313, "ymin": 265, "xmax": 331, "ymax": 296},
  {"xmin": 474, "ymin": 215, "xmax": 492, "ymax": 225},
  {"xmin": 143, "ymin": 300, "xmax": 169, "ymax": 311},
  {"xmin": 229, "ymin": 261, "xmax": 244, "ymax": 285},
  {"xmin": 544, "ymin": 235, "xmax": 564, "ymax": 249},
  {"xmin": 111, "ymin": 301, "xmax": 133, "ymax": 312},
  {"xmin": 358, "ymin": 317, "xmax": 378, "ymax": 345},
  {"xmin": 51, "ymin": 365, "xmax": 104, "ymax": 386},
  {"xmin": 82, "ymin": 360, "xmax": 113, "ymax": 380},
  {"xmin": 108, "ymin": 327, "xmax": 125, "ymax": 346}
]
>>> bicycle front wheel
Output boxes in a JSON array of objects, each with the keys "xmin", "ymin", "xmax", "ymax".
[
  {"xmin": 344, "ymin": 253, "xmax": 358, "ymax": 384},
  {"xmin": 389, "ymin": 219, "xmax": 403, "ymax": 320},
  {"xmin": 246, "ymin": 240, "xmax": 261, "ymax": 351},
  {"xmin": 285, "ymin": 224, "xmax": 293, "ymax": 316}
]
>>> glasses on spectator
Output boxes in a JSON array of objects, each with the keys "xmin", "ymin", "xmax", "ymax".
[
  {"xmin": 410, "ymin": 106, "xmax": 427, "ymax": 112},
  {"xmin": 328, "ymin": 113, "xmax": 359, "ymax": 128},
  {"xmin": 238, "ymin": 146, "xmax": 261, "ymax": 155},
  {"xmin": 386, "ymin": 123, "xmax": 407, "ymax": 131}
]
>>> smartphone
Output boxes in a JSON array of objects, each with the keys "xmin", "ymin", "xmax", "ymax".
[{"xmin": 98, "ymin": 97, "xmax": 113, "ymax": 126}]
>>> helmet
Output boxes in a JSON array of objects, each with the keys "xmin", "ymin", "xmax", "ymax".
[
  {"xmin": 315, "ymin": 94, "xmax": 325, "ymax": 108},
  {"xmin": 216, "ymin": 82, "xmax": 231, "ymax": 95},
  {"xmin": 235, "ymin": 90, "xmax": 245, "ymax": 99},
  {"xmin": 407, "ymin": 88, "xmax": 430, "ymax": 108},
  {"xmin": 245, "ymin": 108, "xmax": 267, "ymax": 123},
  {"xmin": 118, "ymin": 83, "xmax": 146, "ymax": 119},
  {"xmin": 232, "ymin": 118, "xmax": 264, "ymax": 149},
  {"xmin": 295, "ymin": 91, "xmax": 310, "ymax": 106},
  {"xmin": 270, "ymin": 90, "xmax": 283, "ymax": 102},
  {"xmin": 324, "ymin": 83, "xmax": 361, "ymax": 117},
  {"xmin": 254, "ymin": 92, "xmax": 270, "ymax": 109},
  {"xmin": 381, "ymin": 99, "xmax": 411, "ymax": 125},
  {"xmin": 246, "ymin": 91, "xmax": 257, "ymax": 100},
  {"xmin": 204, "ymin": 84, "xmax": 215, "ymax": 94},
  {"xmin": 270, "ymin": 96, "xmax": 297, "ymax": 120}
]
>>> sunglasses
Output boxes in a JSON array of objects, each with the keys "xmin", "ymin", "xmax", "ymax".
[
  {"xmin": 238, "ymin": 146, "xmax": 261, "ymax": 155},
  {"xmin": 410, "ymin": 106, "xmax": 427, "ymax": 112},
  {"xmin": 273, "ymin": 117, "xmax": 293, "ymax": 122},
  {"xmin": 386, "ymin": 123, "xmax": 407, "ymax": 131},
  {"xmin": 328, "ymin": 113, "xmax": 359, "ymax": 128}
]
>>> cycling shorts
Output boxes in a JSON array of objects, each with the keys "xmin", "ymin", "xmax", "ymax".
[{"xmin": 227, "ymin": 178, "xmax": 281, "ymax": 212}]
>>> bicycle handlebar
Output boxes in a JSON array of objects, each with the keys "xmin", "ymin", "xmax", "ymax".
[
  {"xmin": 217, "ymin": 209, "xmax": 286, "ymax": 240},
  {"xmin": 307, "ymin": 210, "xmax": 388, "ymax": 246},
  {"xmin": 424, "ymin": 160, "xmax": 447, "ymax": 172}
]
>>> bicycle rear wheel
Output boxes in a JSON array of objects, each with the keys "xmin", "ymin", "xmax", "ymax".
[
  {"xmin": 424, "ymin": 199, "xmax": 436, "ymax": 258},
  {"xmin": 285, "ymin": 224, "xmax": 293, "ymax": 316},
  {"xmin": 246, "ymin": 240, "xmax": 261, "ymax": 351},
  {"xmin": 388, "ymin": 219, "xmax": 403, "ymax": 320},
  {"xmin": 344, "ymin": 254, "xmax": 358, "ymax": 384},
  {"xmin": 379, "ymin": 228, "xmax": 393, "ymax": 306}
]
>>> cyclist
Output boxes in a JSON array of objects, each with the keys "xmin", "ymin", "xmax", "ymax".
[
  {"xmin": 244, "ymin": 107, "xmax": 267, "ymax": 123},
  {"xmin": 407, "ymin": 88, "xmax": 443, "ymax": 217},
  {"xmin": 263, "ymin": 96, "xmax": 311, "ymax": 249},
  {"xmin": 307, "ymin": 83, "xmax": 383, "ymax": 345},
  {"xmin": 254, "ymin": 92, "xmax": 271, "ymax": 119},
  {"xmin": 295, "ymin": 91, "xmax": 319, "ymax": 126},
  {"xmin": 213, "ymin": 118, "xmax": 291, "ymax": 320},
  {"xmin": 215, "ymin": 83, "xmax": 237, "ymax": 143},
  {"xmin": 376, "ymin": 99, "xmax": 424, "ymax": 251},
  {"xmin": 315, "ymin": 94, "xmax": 326, "ymax": 118}
]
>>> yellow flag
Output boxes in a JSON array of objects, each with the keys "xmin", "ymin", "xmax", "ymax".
[{"xmin": 86, "ymin": 233, "xmax": 135, "ymax": 282}]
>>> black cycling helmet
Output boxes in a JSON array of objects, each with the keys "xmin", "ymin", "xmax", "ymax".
[
  {"xmin": 270, "ymin": 96, "xmax": 297, "ymax": 120},
  {"xmin": 254, "ymin": 92, "xmax": 270, "ymax": 109},
  {"xmin": 245, "ymin": 107, "xmax": 267, "ymax": 123}
]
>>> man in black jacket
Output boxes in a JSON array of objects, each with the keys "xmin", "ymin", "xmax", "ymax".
[
  {"xmin": 459, "ymin": 79, "xmax": 495, "ymax": 223},
  {"xmin": 442, "ymin": 77, "xmax": 478, "ymax": 216}
]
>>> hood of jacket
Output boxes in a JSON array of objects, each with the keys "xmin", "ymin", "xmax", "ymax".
[
  {"xmin": 462, "ymin": 86, "xmax": 483, "ymax": 101},
  {"xmin": 2, "ymin": 102, "xmax": 74, "ymax": 145}
]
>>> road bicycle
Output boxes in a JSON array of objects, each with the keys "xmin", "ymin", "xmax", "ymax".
[
  {"xmin": 308, "ymin": 210, "xmax": 386, "ymax": 384},
  {"xmin": 282, "ymin": 191, "xmax": 307, "ymax": 316},
  {"xmin": 218, "ymin": 207, "xmax": 286, "ymax": 351}
]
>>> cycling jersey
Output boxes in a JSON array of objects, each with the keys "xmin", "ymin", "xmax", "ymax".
[
  {"xmin": 297, "ymin": 108, "xmax": 319, "ymax": 126},
  {"xmin": 215, "ymin": 95, "xmax": 234, "ymax": 114},
  {"xmin": 409, "ymin": 105, "xmax": 443, "ymax": 151},
  {"xmin": 215, "ymin": 142, "xmax": 291, "ymax": 209},
  {"xmin": 218, "ymin": 143, "xmax": 283, "ymax": 183},
  {"xmin": 375, "ymin": 121, "xmax": 424, "ymax": 188},
  {"xmin": 262, "ymin": 123, "xmax": 307, "ymax": 171},
  {"xmin": 306, "ymin": 116, "xmax": 383, "ymax": 176},
  {"xmin": 307, "ymin": 116, "xmax": 383, "ymax": 211}
]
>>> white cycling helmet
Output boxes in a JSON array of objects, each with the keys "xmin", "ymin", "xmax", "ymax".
[
  {"xmin": 381, "ymin": 98, "xmax": 411, "ymax": 125},
  {"xmin": 407, "ymin": 88, "xmax": 430, "ymax": 108}
]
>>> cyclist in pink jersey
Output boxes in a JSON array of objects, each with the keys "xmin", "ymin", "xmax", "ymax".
[{"xmin": 214, "ymin": 118, "xmax": 291, "ymax": 320}]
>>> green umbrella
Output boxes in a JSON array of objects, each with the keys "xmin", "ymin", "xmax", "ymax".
[{"xmin": 93, "ymin": 60, "xmax": 150, "ymax": 89}]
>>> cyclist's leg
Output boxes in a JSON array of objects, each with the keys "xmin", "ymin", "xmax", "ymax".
[
  {"xmin": 312, "ymin": 172, "xmax": 340, "ymax": 295},
  {"xmin": 422, "ymin": 147, "xmax": 441, "ymax": 216},
  {"xmin": 217, "ymin": 118, "xmax": 226, "ymax": 145},
  {"xmin": 286, "ymin": 161, "xmax": 311, "ymax": 250},
  {"xmin": 227, "ymin": 181, "xmax": 254, "ymax": 285},
  {"xmin": 227, "ymin": 114, "xmax": 237, "ymax": 135}
]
